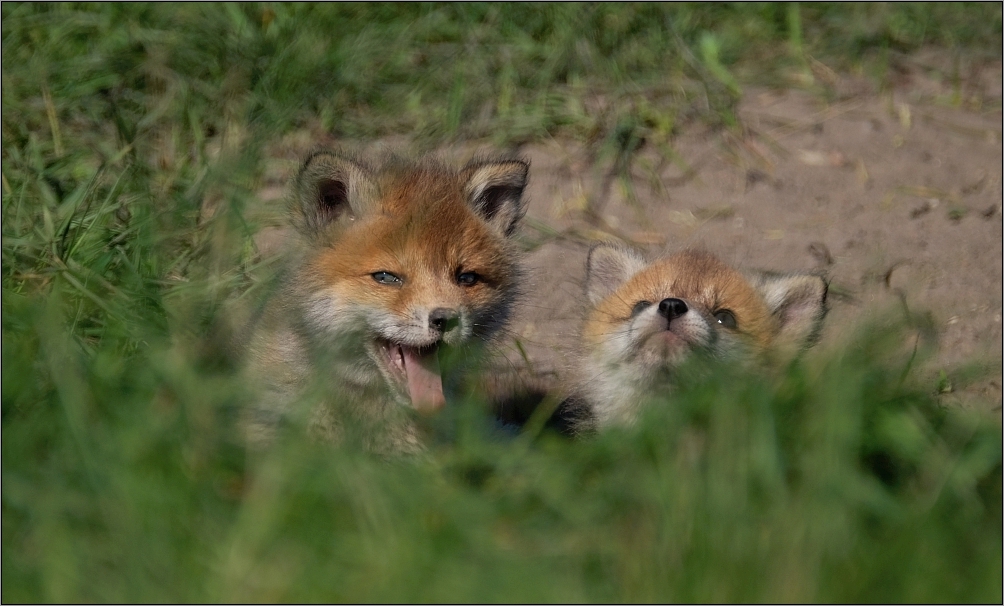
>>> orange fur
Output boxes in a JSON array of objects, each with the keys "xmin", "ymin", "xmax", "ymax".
[{"xmin": 304, "ymin": 169, "xmax": 518, "ymax": 324}]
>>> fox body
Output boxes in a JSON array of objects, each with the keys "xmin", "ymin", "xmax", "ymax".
[
  {"xmin": 570, "ymin": 245, "xmax": 828, "ymax": 429},
  {"xmin": 243, "ymin": 150, "xmax": 529, "ymax": 453}
]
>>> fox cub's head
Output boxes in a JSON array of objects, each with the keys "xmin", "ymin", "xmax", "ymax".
[
  {"xmin": 581, "ymin": 245, "xmax": 827, "ymax": 388},
  {"xmin": 290, "ymin": 151, "xmax": 529, "ymax": 414}
]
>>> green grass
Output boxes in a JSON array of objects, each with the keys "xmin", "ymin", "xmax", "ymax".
[{"xmin": 2, "ymin": 3, "xmax": 1002, "ymax": 602}]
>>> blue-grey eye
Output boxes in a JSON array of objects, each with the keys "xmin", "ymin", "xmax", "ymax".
[
  {"xmin": 372, "ymin": 271, "xmax": 402, "ymax": 285},
  {"xmin": 714, "ymin": 310, "xmax": 737, "ymax": 329},
  {"xmin": 457, "ymin": 271, "xmax": 480, "ymax": 286},
  {"xmin": 631, "ymin": 300, "xmax": 652, "ymax": 317}
]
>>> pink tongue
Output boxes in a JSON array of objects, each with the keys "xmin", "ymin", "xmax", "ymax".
[{"xmin": 401, "ymin": 346, "xmax": 445, "ymax": 414}]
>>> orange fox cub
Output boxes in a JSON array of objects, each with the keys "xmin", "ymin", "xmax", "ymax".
[
  {"xmin": 574, "ymin": 245, "xmax": 827, "ymax": 429},
  {"xmin": 244, "ymin": 150, "xmax": 529, "ymax": 453}
]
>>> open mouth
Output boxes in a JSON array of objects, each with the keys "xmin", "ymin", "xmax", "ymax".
[{"xmin": 377, "ymin": 339, "xmax": 445, "ymax": 414}]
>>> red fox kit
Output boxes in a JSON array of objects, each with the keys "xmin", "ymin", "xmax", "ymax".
[
  {"xmin": 571, "ymin": 245, "xmax": 828, "ymax": 429},
  {"xmin": 243, "ymin": 150, "xmax": 529, "ymax": 453}
]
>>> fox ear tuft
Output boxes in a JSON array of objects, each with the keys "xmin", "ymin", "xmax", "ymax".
[
  {"xmin": 462, "ymin": 158, "xmax": 529, "ymax": 237},
  {"xmin": 293, "ymin": 151, "xmax": 378, "ymax": 237},
  {"xmin": 750, "ymin": 272, "xmax": 828, "ymax": 348},
  {"xmin": 585, "ymin": 244, "xmax": 648, "ymax": 306}
]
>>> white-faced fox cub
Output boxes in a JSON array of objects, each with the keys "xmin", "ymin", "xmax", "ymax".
[
  {"xmin": 564, "ymin": 244, "xmax": 828, "ymax": 430},
  {"xmin": 243, "ymin": 150, "xmax": 529, "ymax": 453}
]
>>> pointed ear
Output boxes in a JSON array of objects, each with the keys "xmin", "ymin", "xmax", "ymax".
[
  {"xmin": 585, "ymin": 244, "xmax": 648, "ymax": 306},
  {"xmin": 461, "ymin": 158, "xmax": 529, "ymax": 237},
  {"xmin": 292, "ymin": 151, "xmax": 378, "ymax": 237},
  {"xmin": 749, "ymin": 272, "xmax": 828, "ymax": 348}
]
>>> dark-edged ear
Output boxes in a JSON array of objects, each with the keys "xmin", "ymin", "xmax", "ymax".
[
  {"xmin": 585, "ymin": 244, "xmax": 648, "ymax": 306},
  {"xmin": 291, "ymin": 151, "xmax": 378, "ymax": 237},
  {"xmin": 748, "ymin": 272, "xmax": 828, "ymax": 348},
  {"xmin": 461, "ymin": 158, "xmax": 529, "ymax": 237}
]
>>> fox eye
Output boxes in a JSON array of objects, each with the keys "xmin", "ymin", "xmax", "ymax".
[
  {"xmin": 630, "ymin": 300, "xmax": 652, "ymax": 317},
  {"xmin": 457, "ymin": 271, "xmax": 480, "ymax": 287},
  {"xmin": 714, "ymin": 310, "xmax": 737, "ymax": 329},
  {"xmin": 372, "ymin": 271, "xmax": 403, "ymax": 285}
]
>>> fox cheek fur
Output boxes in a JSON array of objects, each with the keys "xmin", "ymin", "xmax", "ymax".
[{"xmin": 608, "ymin": 304, "xmax": 715, "ymax": 368}]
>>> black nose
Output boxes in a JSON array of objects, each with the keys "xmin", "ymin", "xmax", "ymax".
[
  {"xmin": 429, "ymin": 308, "xmax": 460, "ymax": 334},
  {"xmin": 657, "ymin": 298, "xmax": 688, "ymax": 321}
]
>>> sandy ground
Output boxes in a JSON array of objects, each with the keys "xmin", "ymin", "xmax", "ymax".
[{"xmin": 253, "ymin": 55, "xmax": 1003, "ymax": 416}]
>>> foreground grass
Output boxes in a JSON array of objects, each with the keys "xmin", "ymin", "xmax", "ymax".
[
  {"xmin": 4, "ymin": 311, "xmax": 1001, "ymax": 602},
  {"xmin": 3, "ymin": 3, "xmax": 1002, "ymax": 602}
]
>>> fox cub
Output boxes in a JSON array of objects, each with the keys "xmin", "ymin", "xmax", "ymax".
[
  {"xmin": 243, "ymin": 150, "xmax": 529, "ymax": 453},
  {"xmin": 569, "ymin": 245, "xmax": 828, "ymax": 429}
]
